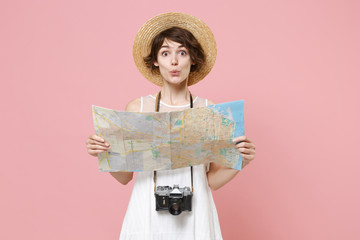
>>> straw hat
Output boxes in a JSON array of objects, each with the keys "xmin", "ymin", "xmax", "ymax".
[{"xmin": 133, "ymin": 12, "xmax": 217, "ymax": 86}]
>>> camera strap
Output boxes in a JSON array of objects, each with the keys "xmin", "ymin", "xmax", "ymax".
[{"xmin": 153, "ymin": 90, "xmax": 194, "ymax": 193}]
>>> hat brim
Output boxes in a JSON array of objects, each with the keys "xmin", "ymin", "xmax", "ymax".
[{"xmin": 133, "ymin": 12, "xmax": 217, "ymax": 87}]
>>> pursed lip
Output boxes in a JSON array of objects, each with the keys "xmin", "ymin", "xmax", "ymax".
[{"xmin": 170, "ymin": 70, "xmax": 180, "ymax": 75}]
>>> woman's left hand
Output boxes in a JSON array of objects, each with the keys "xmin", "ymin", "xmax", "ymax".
[{"xmin": 232, "ymin": 136, "xmax": 256, "ymax": 167}]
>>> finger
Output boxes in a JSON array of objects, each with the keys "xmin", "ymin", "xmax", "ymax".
[
  {"xmin": 240, "ymin": 153, "xmax": 255, "ymax": 161},
  {"xmin": 237, "ymin": 148, "xmax": 253, "ymax": 154},
  {"xmin": 88, "ymin": 136, "xmax": 110, "ymax": 146},
  {"xmin": 88, "ymin": 149, "xmax": 107, "ymax": 155},
  {"xmin": 232, "ymin": 136, "xmax": 252, "ymax": 144},
  {"xmin": 91, "ymin": 134, "xmax": 105, "ymax": 143},
  {"xmin": 235, "ymin": 142, "xmax": 255, "ymax": 149},
  {"xmin": 88, "ymin": 144, "xmax": 110, "ymax": 150},
  {"xmin": 89, "ymin": 139, "xmax": 110, "ymax": 147},
  {"xmin": 86, "ymin": 135, "xmax": 106, "ymax": 146},
  {"xmin": 240, "ymin": 151, "xmax": 255, "ymax": 158},
  {"xmin": 236, "ymin": 146, "xmax": 255, "ymax": 154},
  {"xmin": 232, "ymin": 136, "xmax": 246, "ymax": 143}
]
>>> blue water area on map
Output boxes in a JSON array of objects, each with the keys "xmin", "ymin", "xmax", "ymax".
[{"xmin": 208, "ymin": 100, "xmax": 244, "ymax": 170}]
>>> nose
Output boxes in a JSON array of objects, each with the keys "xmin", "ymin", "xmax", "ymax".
[{"xmin": 171, "ymin": 54, "xmax": 178, "ymax": 65}]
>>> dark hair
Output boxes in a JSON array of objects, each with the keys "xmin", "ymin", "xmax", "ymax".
[{"xmin": 143, "ymin": 27, "xmax": 205, "ymax": 73}]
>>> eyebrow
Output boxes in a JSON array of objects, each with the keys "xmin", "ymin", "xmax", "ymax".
[{"xmin": 160, "ymin": 44, "xmax": 185, "ymax": 49}]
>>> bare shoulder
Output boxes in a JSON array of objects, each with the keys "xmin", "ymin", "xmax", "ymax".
[
  {"xmin": 207, "ymin": 99, "xmax": 216, "ymax": 105},
  {"xmin": 125, "ymin": 97, "xmax": 141, "ymax": 112}
]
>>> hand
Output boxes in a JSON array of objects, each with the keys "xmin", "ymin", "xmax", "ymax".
[
  {"xmin": 85, "ymin": 134, "xmax": 111, "ymax": 157},
  {"xmin": 232, "ymin": 136, "xmax": 256, "ymax": 168}
]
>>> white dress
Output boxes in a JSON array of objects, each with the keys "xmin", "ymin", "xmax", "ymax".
[{"xmin": 119, "ymin": 94, "xmax": 223, "ymax": 240}]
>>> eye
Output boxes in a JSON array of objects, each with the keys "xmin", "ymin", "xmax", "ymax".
[
  {"xmin": 161, "ymin": 51, "xmax": 168, "ymax": 56},
  {"xmin": 180, "ymin": 50, "xmax": 187, "ymax": 56}
]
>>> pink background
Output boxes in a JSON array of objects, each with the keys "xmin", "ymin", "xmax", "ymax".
[{"xmin": 1, "ymin": 0, "xmax": 359, "ymax": 239}]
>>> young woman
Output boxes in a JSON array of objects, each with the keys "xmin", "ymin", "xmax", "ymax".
[{"xmin": 86, "ymin": 13, "xmax": 256, "ymax": 240}]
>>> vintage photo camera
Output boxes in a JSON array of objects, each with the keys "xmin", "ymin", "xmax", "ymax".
[{"xmin": 155, "ymin": 184, "xmax": 193, "ymax": 215}]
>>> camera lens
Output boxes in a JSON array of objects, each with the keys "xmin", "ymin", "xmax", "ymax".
[{"xmin": 169, "ymin": 200, "xmax": 182, "ymax": 215}]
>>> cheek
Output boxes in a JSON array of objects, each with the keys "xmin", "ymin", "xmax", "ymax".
[
  {"xmin": 158, "ymin": 59, "xmax": 169, "ymax": 68},
  {"xmin": 157, "ymin": 64, "xmax": 170, "ymax": 77},
  {"xmin": 181, "ymin": 57, "xmax": 192, "ymax": 67}
]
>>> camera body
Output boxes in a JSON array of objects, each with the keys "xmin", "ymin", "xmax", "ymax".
[{"xmin": 155, "ymin": 184, "xmax": 193, "ymax": 215}]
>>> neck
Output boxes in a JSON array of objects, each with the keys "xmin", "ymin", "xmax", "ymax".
[{"xmin": 160, "ymin": 78, "xmax": 191, "ymax": 106}]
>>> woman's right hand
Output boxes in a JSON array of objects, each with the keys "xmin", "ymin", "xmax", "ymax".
[{"xmin": 86, "ymin": 134, "xmax": 111, "ymax": 157}]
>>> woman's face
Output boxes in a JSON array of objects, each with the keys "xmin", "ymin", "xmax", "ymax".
[{"xmin": 154, "ymin": 38, "xmax": 193, "ymax": 85}]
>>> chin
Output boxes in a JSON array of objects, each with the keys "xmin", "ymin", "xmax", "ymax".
[{"xmin": 164, "ymin": 78, "xmax": 187, "ymax": 86}]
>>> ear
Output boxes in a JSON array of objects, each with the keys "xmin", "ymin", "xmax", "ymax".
[{"xmin": 154, "ymin": 61, "xmax": 159, "ymax": 67}]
